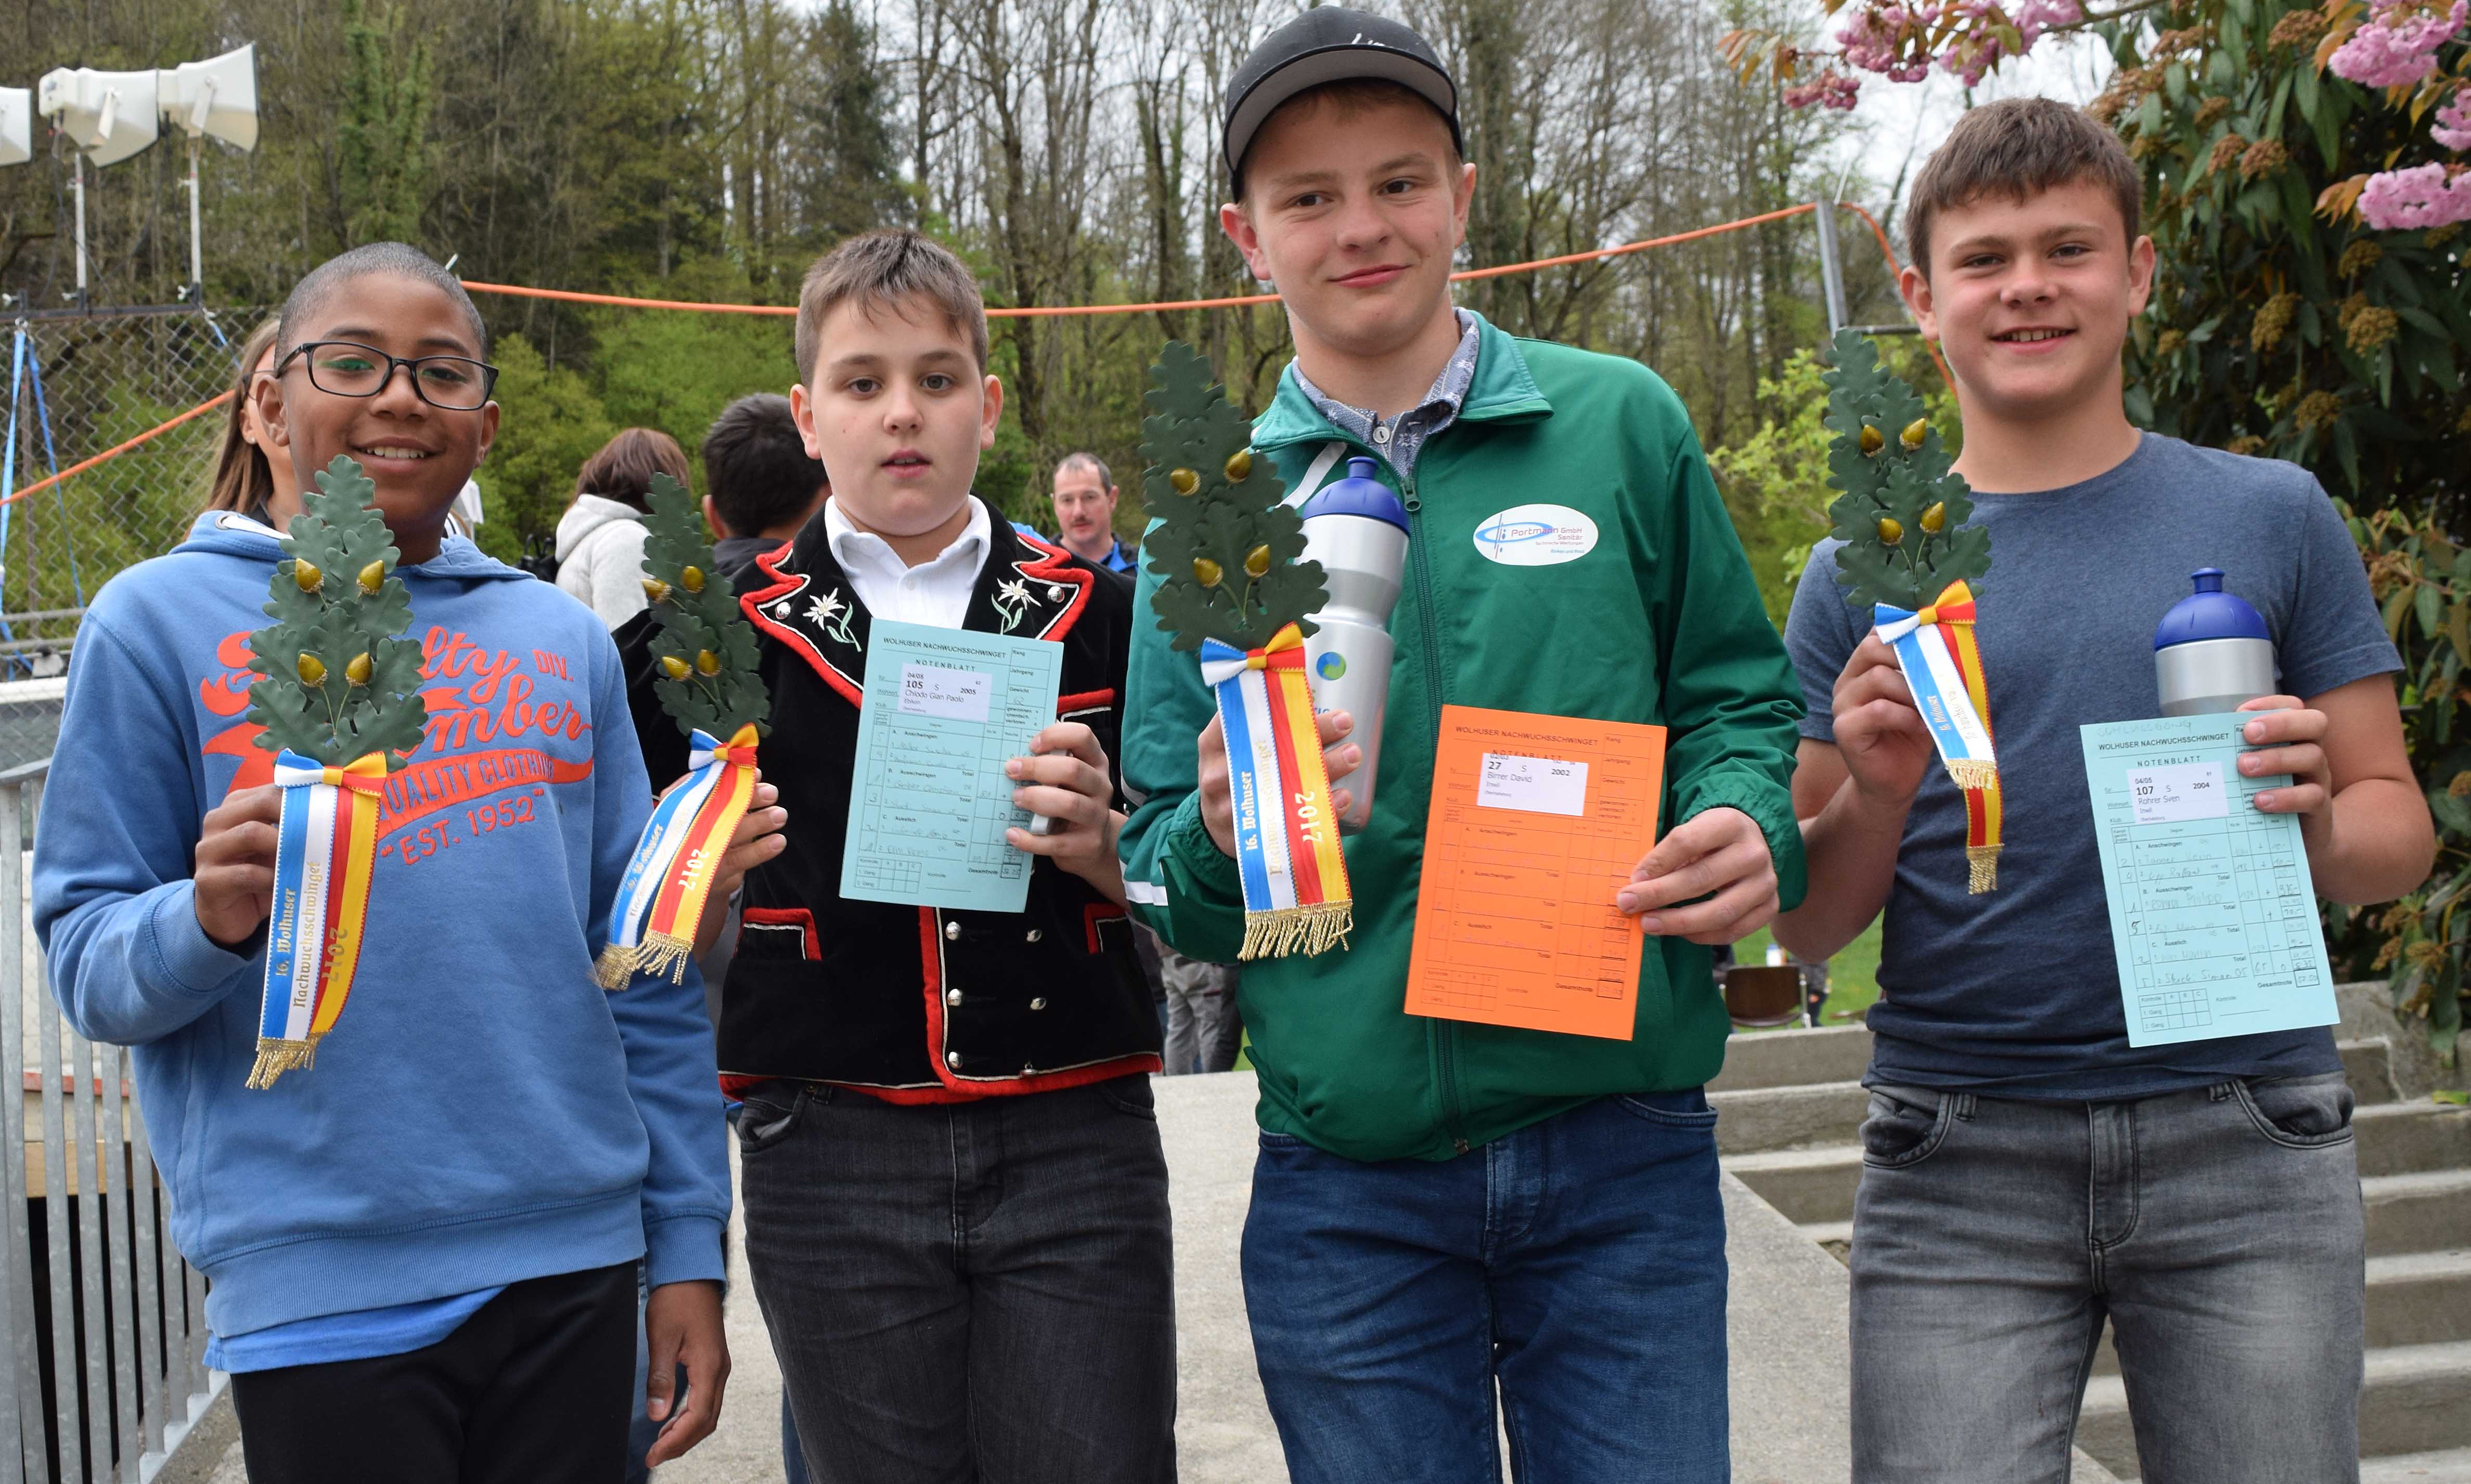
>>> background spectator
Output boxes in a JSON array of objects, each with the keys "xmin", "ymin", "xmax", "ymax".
[
  {"xmin": 1047, "ymin": 451, "xmax": 1136, "ymax": 572},
  {"xmin": 202, "ymin": 320, "xmax": 292, "ymax": 523},
  {"xmin": 557, "ymin": 428, "xmax": 688, "ymax": 628},
  {"xmin": 702, "ymin": 393, "xmax": 829, "ymax": 574}
]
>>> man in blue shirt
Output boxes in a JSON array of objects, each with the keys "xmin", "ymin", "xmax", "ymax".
[{"xmin": 1043, "ymin": 452, "xmax": 1136, "ymax": 573}]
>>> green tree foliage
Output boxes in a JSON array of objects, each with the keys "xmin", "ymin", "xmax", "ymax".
[
  {"xmin": 2095, "ymin": 0, "xmax": 2470, "ymax": 520},
  {"xmin": 639, "ymin": 473, "xmax": 768, "ymax": 740},
  {"xmin": 246, "ymin": 458, "xmax": 428, "ymax": 768},
  {"xmin": 1137, "ymin": 342, "xmax": 1323, "ymax": 654},
  {"xmin": 1819, "ymin": 329, "xmax": 1987, "ymax": 612},
  {"xmin": 338, "ymin": 0, "xmax": 435, "ymax": 245}
]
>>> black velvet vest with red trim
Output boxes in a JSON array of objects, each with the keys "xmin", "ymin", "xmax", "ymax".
[{"xmin": 724, "ymin": 518, "xmax": 1160, "ymax": 1098}]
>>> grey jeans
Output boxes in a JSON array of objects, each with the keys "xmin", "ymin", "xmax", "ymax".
[
  {"xmin": 738, "ymin": 1077, "xmax": 1178, "ymax": 1484},
  {"xmin": 1160, "ymin": 947, "xmax": 1240, "ymax": 1075},
  {"xmin": 1850, "ymin": 1074, "xmax": 2364, "ymax": 1484}
]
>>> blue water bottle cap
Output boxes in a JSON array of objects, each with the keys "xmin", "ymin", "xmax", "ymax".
[
  {"xmin": 2154, "ymin": 567, "xmax": 2269, "ymax": 650},
  {"xmin": 1298, "ymin": 456, "xmax": 1410, "ymax": 533}
]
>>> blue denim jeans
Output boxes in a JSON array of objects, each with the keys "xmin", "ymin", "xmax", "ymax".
[
  {"xmin": 1242, "ymin": 1091, "xmax": 1729, "ymax": 1484},
  {"xmin": 1850, "ymin": 1075, "xmax": 2365, "ymax": 1484}
]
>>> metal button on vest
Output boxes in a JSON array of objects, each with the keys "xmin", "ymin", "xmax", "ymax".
[
  {"xmin": 1047, "ymin": 584, "xmax": 1067, "ymax": 602},
  {"xmin": 945, "ymin": 987, "xmax": 962, "ymax": 1006},
  {"xmin": 946, "ymin": 1051, "xmax": 962, "ymax": 1068},
  {"xmin": 944, "ymin": 920, "xmax": 961, "ymax": 941},
  {"xmin": 1029, "ymin": 998, "xmax": 1048, "ymax": 1011},
  {"xmin": 1025, "ymin": 928, "xmax": 1043, "ymax": 943}
]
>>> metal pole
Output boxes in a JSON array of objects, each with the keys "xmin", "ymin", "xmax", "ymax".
[
  {"xmin": 70, "ymin": 156, "xmax": 88, "ymax": 307},
  {"xmin": 1813, "ymin": 199, "xmax": 1848, "ymax": 339},
  {"xmin": 184, "ymin": 140, "xmax": 203, "ymax": 300}
]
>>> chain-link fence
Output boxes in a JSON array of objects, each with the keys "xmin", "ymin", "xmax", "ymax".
[{"xmin": 1, "ymin": 307, "xmax": 263, "ymax": 768}]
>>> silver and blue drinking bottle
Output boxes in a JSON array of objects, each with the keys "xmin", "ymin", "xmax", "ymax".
[
  {"xmin": 1298, "ymin": 457, "xmax": 1411, "ymax": 832},
  {"xmin": 2155, "ymin": 567, "xmax": 2278, "ymax": 716}
]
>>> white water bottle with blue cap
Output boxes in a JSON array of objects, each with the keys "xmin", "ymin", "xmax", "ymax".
[
  {"xmin": 1299, "ymin": 456, "xmax": 1410, "ymax": 832},
  {"xmin": 2155, "ymin": 567, "xmax": 2278, "ymax": 716}
]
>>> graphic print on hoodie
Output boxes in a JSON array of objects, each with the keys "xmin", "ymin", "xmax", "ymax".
[{"xmin": 32, "ymin": 511, "xmax": 728, "ymax": 1338}]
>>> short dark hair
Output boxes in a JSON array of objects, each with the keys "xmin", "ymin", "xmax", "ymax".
[
  {"xmin": 1233, "ymin": 79, "xmax": 1462, "ymax": 202},
  {"xmin": 276, "ymin": 242, "xmax": 488, "ymax": 361},
  {"xmin": 794, "ymin": 229, "xmax": 988, "ymax": 382},
  {"xmin": 1906, "ymin": 98, "xmax": 2142, "ymax": 277},
  {"xmin": 1053, "ymin": 451, "xmax": 1113, "ymax": 492},
  {"xmin": 574, "ymin": 428, "xmax": 690, "ymax": 513},
  {"xmin": 703, "ymin": 394, "xmax": 827, "ymax": 536}
]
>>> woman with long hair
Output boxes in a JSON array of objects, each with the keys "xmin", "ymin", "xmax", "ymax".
[
  {"xmin": 556, "ymin": 428, "xmax": 688, "ymax": 629},
  {"xmin": 201, "ymin": 320, "xmax": 297, "ymax": 522}
]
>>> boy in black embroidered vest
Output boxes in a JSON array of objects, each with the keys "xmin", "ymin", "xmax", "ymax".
[{"xmin": 728, "ymin": 228, "xmax": 1172, "ymax": 1484}]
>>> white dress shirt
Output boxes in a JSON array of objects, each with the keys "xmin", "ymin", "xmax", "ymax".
[{"xmin": 823, "ymin": 495, "xmax": 992, "ymax": 629}]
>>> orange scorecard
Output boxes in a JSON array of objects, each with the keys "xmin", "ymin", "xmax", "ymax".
[{"xmin": 1405, "ymin": 706, "xmax": 1667, "ymax": 1041}]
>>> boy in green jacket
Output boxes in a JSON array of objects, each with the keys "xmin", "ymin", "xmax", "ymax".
[{"xmin": 1116, "ymin": 11, "xmax": 1805, "ymax": 1480}]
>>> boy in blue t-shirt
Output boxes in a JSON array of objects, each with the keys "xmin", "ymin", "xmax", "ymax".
[{"xmin": 1776, "ymin": 99, "xmax": 2433, "ymax": 1482}]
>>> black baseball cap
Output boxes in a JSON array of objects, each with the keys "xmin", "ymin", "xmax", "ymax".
[{"xmin": 1221, "ymin": 8, "xmax": 1461, "ymax": 197}]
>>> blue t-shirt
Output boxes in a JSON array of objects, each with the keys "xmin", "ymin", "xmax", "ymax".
[
  {"xmin": 205, "ymin": 1287, "xmax": 504, "ymax": 1373},
  {"xmin": 1784, "ymin": 433, "xmax": 2401, "ymax": 1098}
]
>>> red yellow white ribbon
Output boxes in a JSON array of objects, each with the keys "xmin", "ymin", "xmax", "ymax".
[
  {"xmin": 1874, "ymin": 580, "xmax": 2003, "ymax": 894},
  {"xmin": 248, "ymin": 751, "xmax": 389, "ymax": 1089},
  {"xmin": 595, "ymin": 724, "xmax": 760, "ymax": 988},
  {"xmin": 1199, "ymin": 624, "xmax": 1352, "ymax": 957}
]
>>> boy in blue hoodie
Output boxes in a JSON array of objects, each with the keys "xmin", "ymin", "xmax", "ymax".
[{"xmin": 33, "ymin": 243, "xmax": 782, "ymax": 1483}]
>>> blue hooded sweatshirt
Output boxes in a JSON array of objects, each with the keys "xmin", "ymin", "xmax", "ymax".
[{"xmin": 33, "ymin": 510, "xmax": 729, "ymax": 1338}]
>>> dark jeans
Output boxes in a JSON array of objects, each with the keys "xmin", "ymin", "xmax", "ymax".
[
  {"xmin": 1850, "ymin": 1075, "xmax": 2365, "ymax": 1484},
  {"xmin": 739, "ymin": 1076, "xmax": 1177, "ymax": 1484},
  {"xmin": 231, "ymin": 1262, "xmax": 636, "ymax": 1484},
  {"xmin": 1242, "ymin": 1092, "xmax": 1730, "ymax": 1483}
]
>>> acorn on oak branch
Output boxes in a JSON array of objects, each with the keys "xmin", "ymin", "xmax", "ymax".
[
  {"xmin": 1877, "ymin": 517, "xmax": 1903, "ymax": 546},
  {"xmin": 292, "ymin": 560, "xmax": 323, "ymax": 593},
  {"xmin": 1169, "ymin": 467, "xmax": 1200, "ymax": 496},
  {"xmin": 1193, "ymin": 557, "xmax": 1224, "ymax": 588},
  {"xmin": 1225, "ymin": 449, "xmax": 1254, "ymax": 483},
  {"xmin": 1901, "ymin": 418, "xmax": 1928, "ymax": 451},
  {"xmin": 1244, "ymin": 544, "xmax": 1272, "ymax": 578},
  {"xmin": 680, "ymin": 565, "xmax": 705, "ymax": 594},
  {"xmin": 694, "ymin": 649, "xmax": 722, "ymax": 676},
  {"xmin": 345, "ymin": 652, "xmax": 372, "ymax": 687},
  {"xmin": 1920, "ymin": 501, "xmax": 1947, "ymax": 533},
  {"xmin": 297, "ymin": 653, "xmax": 326, "ymax": 686},
  {"xmin": 641, "ymin": 577, "xmax": 671, "ymax": 604},
  {"xmin": 1860, "ymin": 424, "xmax": 1886, "ymax": 456},
  {"xmin": 357, "ymin": 561, "xmax": 385, "ymax": 596},
  {"xmin": 659, "ymin": 655, "xmax": 691, "ymax": 681}
]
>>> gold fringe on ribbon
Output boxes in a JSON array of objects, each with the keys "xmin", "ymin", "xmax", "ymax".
[
  {"xmin": 592, "ymin": 944, "xmax": 638, "ymax": 990},
  {"xmin": 1945, "ymin": 758, "xmax": 1999, "ymax": 791},
  {"xmin": 1239, "ymin": 902, "xmax": 1354, "ymax": 961},
  {"xmin": 246, "ymin": 1034, "xmax": 324, "ymax": 1091},
  {"xmin": 593, "ymin": 931, "xmax": 698, "ymax": 990},
  {"xmin": 1967, "ymin": 843, "xmax": 2001, "ymax": 896}
]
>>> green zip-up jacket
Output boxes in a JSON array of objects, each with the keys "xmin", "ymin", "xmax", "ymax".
[{"xmin": 1118, "ymin": 315, "xmax": 1806, "ymax": 1162}]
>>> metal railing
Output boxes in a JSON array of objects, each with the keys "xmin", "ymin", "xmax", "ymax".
[{"xmin": 0, "ymin": 760, "xmax": 221, "ymax": 1483}]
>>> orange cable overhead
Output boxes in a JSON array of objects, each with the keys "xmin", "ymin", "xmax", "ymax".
[
  {"xmin": 18, "ymin": 202, "xmax": 1938, "ymax": 500},
  {"xmin": 1835, "ymin": 201, "xmax": 1953, "ymax": 390},
  {"xmin": 2, "ymin": 390, "xmax": 236, "ymax": 510}
]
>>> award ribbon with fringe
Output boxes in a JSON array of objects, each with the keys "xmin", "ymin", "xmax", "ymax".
[
  {"xmin": 1200, "ymin": 625, "xmax": 1353, "ymax": 958},
  {"xmin": 1820, "ymin": 327, "xmax": 2001, "ymax": 895},
  {"xmin": 1875, "ymin": 580, "xmax": 2004, "ymax": 893},
  {"xmin": 248, "ymin": 752, "xmax": 388, "ymax": 1088},
  {"xmin": 596, "ymin": 723, "xmax": 761, "ymax": 987}
]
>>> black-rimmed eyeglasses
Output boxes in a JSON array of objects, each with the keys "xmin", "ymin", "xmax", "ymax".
[{"xmin": 277, "ymin": 340, "xmax": 500, "ymax": 411}]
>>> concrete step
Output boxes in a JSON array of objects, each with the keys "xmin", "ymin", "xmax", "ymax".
[
  {"xmin": 2347, "ymin": 1038, "xmax": 2406, "ymax": 1104},
  {"xmin": 1726, "ymin": 1102, "xmax": 2471, "ymax": 1227},
  {"xmin": 2079, "ymin": 1340, "xmax": 2471, "ymax": 1476},
  {"xmin": 1711, "ymin": 1025, "xmax": 1873, "ymax": 1092},
  {"xmin": 2360, "ymin": 1448, "xmax": 2471, "ymax": 1482},
  {"xmin": 2370, "ymin": 1170, "xmax": 2471, "ymax": 1258},
  {"xmin": 1712, "ymin": 1080, "xmax": 1867, "ymax": 1154},
  {"xmin": 2091, "ymin": 1249, "xmax": 2471, "ymax": 1374}
]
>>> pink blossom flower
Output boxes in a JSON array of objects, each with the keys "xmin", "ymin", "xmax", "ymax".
[
  {"xmin": 1785, "ymin": 70, "xmax": 1864, "ymax": 110},
  {"xmin": 2012, "ymin": 0, "xmax": 2083, "ymax": 46},
  {"xmin": 2327, "ymin": 0, "xmax": 2466, "ymax": 89},
  {"xmin": 2357, "ymin": 162, "xmax": 2471, "ymax": 228},
  {"xmin": 2434, "ymin": 87, "xmax": 2471, "ymax": 151}
]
